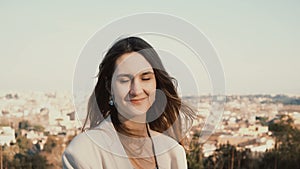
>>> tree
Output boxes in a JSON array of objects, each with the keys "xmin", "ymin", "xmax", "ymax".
[
  {"xmin": 33, "ymin": 125, "xmax": 45, "ymax": 132},
  {"xmin": 18, "ymin": 120, "xmax": 30, "ymax": 130},
  {"xmin": 204, "ymin": 144, "xmax": 258, "ymax": 169},
  {"xmin": 16, "ymin": 135, "xmax": 32, "ymax": 154},
  {"xmin": 9, "ymin": 153, "xmax": 47, "ymax": 169},
  {"xmin": 43, "ymin": 135, "xmax": 64, "ymax": 168},
  {"xmin": 3, "ymin": 138, "xmax": 48, "ymax": 169},
  {"xmin": 186, "ymin": 132, "xmax": 204, "ymax": 169},
  {"xmin": 43, "ymin": 135, "xmax": 58, "ymax": 153},
  {"xmin": 260, "ymin": 115, "xmax": 300, "ymax": 169}
]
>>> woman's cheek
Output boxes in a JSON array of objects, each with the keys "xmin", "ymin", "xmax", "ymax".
[
  {"xmin": 115, "ymin": 84, "xmax": 130, "ymax": 98},
  {"xmin": 149, "ymin": 89, "xmax": 156, "ymax": 105}
]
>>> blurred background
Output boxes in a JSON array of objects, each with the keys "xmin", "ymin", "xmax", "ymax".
[{"xmin": 0, "ymin": 1, "xmax": 300, "ymax": 168}]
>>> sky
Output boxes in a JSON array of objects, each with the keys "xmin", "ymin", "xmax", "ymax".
[{"xmin": 0, "ymin": 0, "xmax": 300, "ymax": 95}]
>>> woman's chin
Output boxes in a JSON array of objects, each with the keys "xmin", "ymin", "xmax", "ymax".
[{"xmin": 121, "ymin": 111, "xmax": 147, "ymax": 123}]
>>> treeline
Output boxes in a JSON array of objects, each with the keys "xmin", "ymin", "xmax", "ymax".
[
  {"xmin": 1, "ymin": 121, "xmax": 74, "ymax": 169},
  {"xmin": 268, "ymin": 94, "xmax": 300, "ymax": 105},
  {"xmin": 187, "ymin": 115, "xmax": 300, "ymax": 169}
]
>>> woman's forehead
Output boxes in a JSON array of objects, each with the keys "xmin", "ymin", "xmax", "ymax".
[{"xmin": 114, "ymin": 52, "xmax": 153, "ymax": 75}]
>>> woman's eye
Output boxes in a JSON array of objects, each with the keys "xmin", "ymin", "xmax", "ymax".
[
  {"xmin": 142, "ymin": 76, "xmax": 151, "ymax": 81},
  {"xmin": 118, "ymin": 78, "xmax": 130, "ymax": 83}
]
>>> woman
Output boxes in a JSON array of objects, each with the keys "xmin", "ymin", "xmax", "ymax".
[{"xmin": 62, "ymin": 37, "xmax": 196, "ymax": 169}]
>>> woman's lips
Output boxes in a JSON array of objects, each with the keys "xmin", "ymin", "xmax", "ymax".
[{"xmin": 129, "ymin": 98, "xmax": 147, "ymax": 104}]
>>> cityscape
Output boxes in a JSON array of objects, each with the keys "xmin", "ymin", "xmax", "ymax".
[
  {"xmin": 1, "ymin": 1, "xmax": 299, "ymax": 169},
  {"xmin": 0, "ymin": 91, "xmax": 299, "ymax": 168}
]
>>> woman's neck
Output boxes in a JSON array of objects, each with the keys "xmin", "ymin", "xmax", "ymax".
[{"xmin": 118, "ymin": 114, "xmax": 148, "ymax": 137}]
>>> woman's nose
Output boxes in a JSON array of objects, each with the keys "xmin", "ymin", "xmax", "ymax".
[{"xmin": 129, "ymin": 79, "xmax": 142, "ymax": 96}]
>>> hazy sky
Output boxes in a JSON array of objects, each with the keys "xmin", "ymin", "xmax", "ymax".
[{"xmin": 1, "ymin": 1, "xmax": 299, "ymax": 95}]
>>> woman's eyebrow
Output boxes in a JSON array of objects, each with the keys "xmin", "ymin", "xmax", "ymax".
[
  {"xmin": 116, "ymin": 74, "xmax": 133, "ymax": 78},
  {"xmin": 141, "ymin": 71, "xmax": 154, "ymax": 75},
  {"xmin": 117, "ymin": 71, "xmax": 154, "ymax": 77}
]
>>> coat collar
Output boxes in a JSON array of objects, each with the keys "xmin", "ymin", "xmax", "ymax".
[{"xmin": 86, "ymin": 115, "xmax": 179, "ymax": 157}]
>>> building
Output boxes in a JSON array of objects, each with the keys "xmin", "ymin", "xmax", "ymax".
[{"xmin": 0, "ymin": 126, "xmax": 15, "ymax": 145}]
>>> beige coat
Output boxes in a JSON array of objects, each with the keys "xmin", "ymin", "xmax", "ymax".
[{"xmin": 62, "ymin": 116, "xmax": 187, "ymax": 169}]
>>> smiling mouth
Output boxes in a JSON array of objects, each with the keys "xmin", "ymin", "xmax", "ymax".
[{"xmin": 129, "ymin": 98, "xmax": 147, "ymax": 104}]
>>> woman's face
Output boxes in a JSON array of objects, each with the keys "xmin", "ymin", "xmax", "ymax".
[{"xmin": 111, "ymin": 52, "xmax": 156, "ymax": 121}]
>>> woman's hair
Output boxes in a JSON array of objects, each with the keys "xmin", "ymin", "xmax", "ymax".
[{"xmin": 82, "ymin": 36, "xmax": 196, "ymax": 143}]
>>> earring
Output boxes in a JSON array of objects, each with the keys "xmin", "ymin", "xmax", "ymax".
[{"xmin": 108, "ymin": 96, "xmax": 114, "ymax": 106}]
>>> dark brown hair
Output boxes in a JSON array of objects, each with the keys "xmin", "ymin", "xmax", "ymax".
[{"xmin": 82, "ymin": 36, "xmax": 196, "ymax": 143}]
